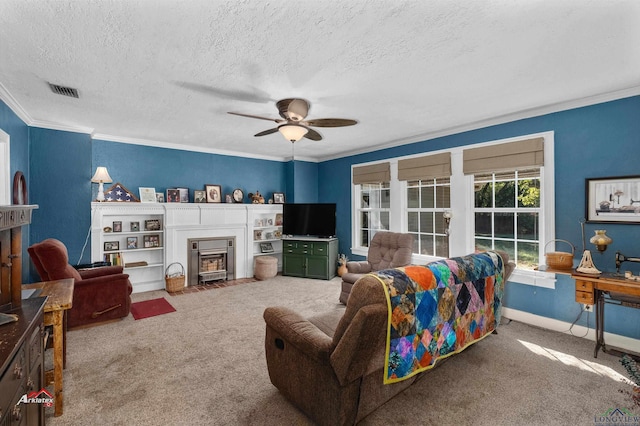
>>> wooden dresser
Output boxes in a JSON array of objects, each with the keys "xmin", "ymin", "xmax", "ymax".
[
  {"xmin": 1, "ymin": 297, "xmax": 46, "ymax": 426},
  {"xmin": 1, "ymin": 205, "xmax": 44, "ymax": 425}
]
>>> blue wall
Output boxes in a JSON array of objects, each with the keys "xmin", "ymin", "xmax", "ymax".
[
  {"xmin": 29, "ymin": 128, "xmax": 92, "ymax": 271},
  {"xmin": 320, "ymin": 95, "xmax": 640, "ymax": 340},
  {"xmin": 92, "ymin": 139, "xmax": 288, "ymax": 205},
  {"xmin": 1, "ymin": 95, "xmax": 639, "ymax": 340},
  {"xmin": 1, "ymin": 101, "xmax": 31, "ymax": 278}
]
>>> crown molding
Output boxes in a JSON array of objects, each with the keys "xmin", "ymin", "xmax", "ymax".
[
  {"xmin": 318, "ymin": 85, "xmax": 640, "ymax": 162},
  {"xmin": 91, "ymin": 133, "xmax": 290, "ymax": 163}
]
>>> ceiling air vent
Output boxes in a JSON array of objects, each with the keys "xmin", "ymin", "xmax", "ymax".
[{"xmin": 48, "ymin": 83, "xmax": 79, "ymax": 98}]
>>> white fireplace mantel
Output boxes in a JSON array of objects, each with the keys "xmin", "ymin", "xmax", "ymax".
[{"xmin": 91, "ymin": 202, "xmax": 282, "ymax": 293}]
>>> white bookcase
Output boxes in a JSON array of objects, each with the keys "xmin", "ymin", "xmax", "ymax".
[
  {"xmin": 249, "ymin": 205, "xmax": 283, "ymax": 270},
  {"xmin": 91, "ymin": 203, "xmax": 166, "ymax": 293}
]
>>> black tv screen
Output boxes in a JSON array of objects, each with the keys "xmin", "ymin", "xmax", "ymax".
[{"xmin": 283, "ymin": 203, "xmax": 336, "ymax": 238}]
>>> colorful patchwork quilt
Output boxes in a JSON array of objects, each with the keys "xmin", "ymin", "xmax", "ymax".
[{"xmin": 373, "ymin": 251, "xmax": 505, "ymax": 384}]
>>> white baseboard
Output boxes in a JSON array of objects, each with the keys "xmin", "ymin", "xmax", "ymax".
[{"xmin": 502, "ymin": 307, "xmax": 640, "ymax": 355}]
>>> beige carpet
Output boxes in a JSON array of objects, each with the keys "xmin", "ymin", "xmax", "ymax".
[{"xmin": 46, "ymin": 275, "xmax": 637, "ymax": 425}]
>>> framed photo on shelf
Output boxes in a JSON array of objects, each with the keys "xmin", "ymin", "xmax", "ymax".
[
  {"xmin": 177, "ymin": 188, "xmax": 189, "ymax": 203},
  {"xmin": 273, "ymin": 192, "xmax": 285, "ymax": 204},
  {"xmin": 275, "ymin": 213, "xmax": 283, "ymax": 226},
  {"xmin": 112, "ymin": 221, "xmax": 122, "ymax": 232},
  {"xmin": 585, "ymin": 175, "xmax": 640, "ymax": 223},
  {"xmin": 194, "ymin": 190, "xmax": 206, "ymax": 203},
  {"xmin": 260, "ymin": 242, "xmax": 274, "ymax": 253},
  {"xmin": 127, "ymin": 237, "xmax": 138, "ymax": 249},
  {"xmin": 206, "ymin": 184, "xmax": 222, "ymax": 203},
  {"xmin": 104, "ymin": 241, "xmax": 119, "ymax": 251},
  {"xmin": 130, "ymin": 221, "xmax": 140, "ymax": 232},
  {"xmin": 254, "ymin": 230, "xmax": 263, "ymax": 240},
  {"xmin": 145, "ymin": 219, "xmax": 161, "ymax": 231},
  {"xmin": 143, "ymin": 234, "xmax": 160, "ymax": 248},
  {"xmin": 139, "ymin": 187, "xmax": 157, "ymax": 203},
  {"xmin": 166, "ymin": 188, "xmax": 180, "ymax": 203}
]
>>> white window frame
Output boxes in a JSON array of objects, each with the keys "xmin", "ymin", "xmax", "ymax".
[
  {"xmin": 0, "ymin": 128, "xmax": 10, "ymax": 205},
  {"xmin": 351, "ymin": 131, "xmax": 556, "ymax": 288}
]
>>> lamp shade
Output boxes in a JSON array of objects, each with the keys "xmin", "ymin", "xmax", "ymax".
[
  {"xmin": 91, "ymin": 167, "xmax": 112, "ymax": 183},
  {"xmin": 278, "ymin": 124, "xmax": 308, "ymax": 142}
]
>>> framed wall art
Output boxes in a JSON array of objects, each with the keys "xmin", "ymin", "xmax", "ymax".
[{"xmin": 585, "ymin": 175, "xmax": 640, "ymax": 223}]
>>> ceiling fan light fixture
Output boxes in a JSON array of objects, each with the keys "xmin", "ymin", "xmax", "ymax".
[{"xmin": 278, "ymin": 124, "xmax": 308, "ymax": 142}]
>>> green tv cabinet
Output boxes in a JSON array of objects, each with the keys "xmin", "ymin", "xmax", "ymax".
[{"xmin": 282, "ymin": 238, "xmax": 339, "ymax": 280}]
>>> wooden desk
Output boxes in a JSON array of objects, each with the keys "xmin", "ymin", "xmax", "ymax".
[
  {"xmin": 23, "ymin": 278, "xmax": 74, "ymax": 417},
  {"xmin": 572, "ymin": 272, "xmax": 640, "ymax": 358}
]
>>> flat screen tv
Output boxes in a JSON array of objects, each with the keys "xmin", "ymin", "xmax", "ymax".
[{"xmin": 282, "ymin": 203, "xmax": 336, "ymax": 238}]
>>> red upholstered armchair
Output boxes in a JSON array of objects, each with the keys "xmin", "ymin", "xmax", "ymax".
[{"xmin": 27, "ymin": 238, "xmax": 132, "ymax": 328}]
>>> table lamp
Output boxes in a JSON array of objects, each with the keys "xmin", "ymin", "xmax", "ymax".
[{"xmin": 91, "ymin": 167, "xmax": 112, "ymax": 202}]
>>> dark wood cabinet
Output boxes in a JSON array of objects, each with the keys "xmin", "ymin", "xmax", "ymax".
[
  {"xmin": 0, "ymin": 297, "xmax": 46, "ymax": 426},
  {"xmin": 282, "ymin": 238, "xmax": 338, "ymax": 280}
]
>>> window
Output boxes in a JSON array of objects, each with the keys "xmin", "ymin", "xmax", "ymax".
[
  {"xmin": 350, "ymin": 132, "xmax": 554, "ymax": 287},
  {"xmin": 473, "ymin": 169, "xmax": 541, "ymax": 270},
  {"xmin": 407, "ymin": 178, "xmax": 450, "ymax": 256},
  {"xmin": 357, "ymin": 182, "xmax": 390, "ymax": 247}
]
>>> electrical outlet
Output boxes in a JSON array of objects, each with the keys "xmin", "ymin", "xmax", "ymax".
[{"xmin": 583, "ymin": 304, "xmax": 593, "ymax": 312}]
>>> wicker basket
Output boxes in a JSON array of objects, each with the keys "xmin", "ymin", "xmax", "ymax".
[
  {"xmin": 544, "ymin": 239, "xmax": 575, "ymax": 270},
  {"xmin": 165, "ymin": 262, "xmax": 185, "ymax": 293}
]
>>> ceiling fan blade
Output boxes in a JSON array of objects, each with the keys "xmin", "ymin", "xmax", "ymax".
[
  {"xmin": 304, "ymin": 118, "xmax": 358, "ymax": 128},
  {"xmin": 174, "ymin": 82, "xmax": 273, "ymax": 103},
  {"xmin": 303, "ymin": 128, "xmax": 323, "ymax": 141},
  {"xmin": 254, "ymin": 128, "xmax": 279, "ymax": 137},
  {"xmin": 228, "ymin": 112, "xmax": 284, "ymax": 123}
]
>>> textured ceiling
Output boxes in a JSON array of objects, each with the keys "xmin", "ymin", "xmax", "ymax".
[{"xmin": 1, "ymin": 0, "xmax": 639, "ymax": 161}]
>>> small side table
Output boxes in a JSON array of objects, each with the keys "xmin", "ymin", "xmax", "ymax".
[{"xmin": 23, "ymin": 278, "xmax": 74, "ymax": 417}]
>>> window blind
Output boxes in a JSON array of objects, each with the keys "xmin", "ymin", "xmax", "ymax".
[
  {"xmin": 463, "ymin": 137, "xmax": 544, "ymax": 175},
  {"xmin": 352, "ymin": 162, "xmax": 391, "ymax": 184},
  {"xmin": 397, "ymin": 152, "xmax": 451, "ymax": 181}
]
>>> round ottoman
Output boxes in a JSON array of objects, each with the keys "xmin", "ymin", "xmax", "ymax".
[{"xmin": 254, "ymin": 256, "xmax": 278, "ymax": 280}]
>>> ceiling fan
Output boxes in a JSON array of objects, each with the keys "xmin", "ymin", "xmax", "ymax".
[{"xmin": 228, "ymin": 98, "xmax": 357, "ymax": 142}]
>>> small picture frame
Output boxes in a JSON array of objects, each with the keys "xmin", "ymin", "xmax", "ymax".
[
  {"xmin": 225, "ymin": 194, "xmax": 232, "ymax": 203},
  {"xmin": 273, "ymin": 192, "xmax": 285, "ymax": 204},
  {"xmin": 104, "ymin": 241, "xmax": 119, "ymax": 251},
  {"xmin": 177, "ymin": 188, "xmax": 189, "ymax": 203},
  {"xmin": 112, "ymin": 221, "xmax": 122, "ymax": 232},
  {"xmin": 166, "ymin": 188, "xmax": 180, "ymax": 203},
  {"xmin": 194, "ymin": 190, "xmax": 207, "ymax": 203},
  {"xmin": 139, "ymin": 187, "xmax": 157, "ymax": 203},
  {"xmin": 260, "ymin": 242, "xmax": 274, "ymax": 253},
  {"xmin": 156, "ymin": 193, "xmax": 165, "ymax": 203},
  {"xmin": 127, "ymin": 237, "xmax": 138, "ymax": 249},
  {"xmin": 130, "ymin": 221, "xmax": 140, "ymax": 232},
  {"xmin": 143, "ymin": 234, "xmax": 160, "ymax": 248},
  {"xmin": 206, "ymin": 184, "xmax": 222, "ymax": 203},
  {"xmin": 254, "ymin": 230, "xmax": 263, "ymax": 240},
  {"xmin": 145, "ymin": 219, "xmax": 161, "ymax": 231},
  {"xmin": 585, "ymin": 175, "xmax": 640, "ymax": 223},
  {"xmin": 275, "ymin": 213, "xmax": 283, "ymax": 226}
]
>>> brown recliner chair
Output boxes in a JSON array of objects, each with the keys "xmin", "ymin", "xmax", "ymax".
[
  {"xmin": 339, "ymin": 231, "xmax": 413, "ymax": 304},
  {"xmin": 27, "ymin": 238, "xmax": 132, "ymax": 328}
]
